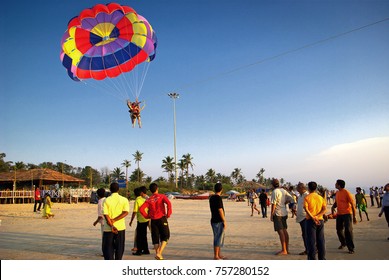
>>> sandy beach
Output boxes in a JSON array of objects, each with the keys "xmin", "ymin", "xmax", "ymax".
[{"xmin": 0, "ymin": 199, "xmax": 388, "ymax": 260}]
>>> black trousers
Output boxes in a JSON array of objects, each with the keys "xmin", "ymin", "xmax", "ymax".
[
  {"xmin": 336, "ymin": 214, "xmax": 354, "ymax": 251},
  {"xmin": 34, "ymin": 200, "xmax": 42, "ymax": 212},
  {"xmin": 136, "ymin": 221, "xmax": 149, "ymax": 252},
  {"xmin": 102, "ymin": 230, "xmax": 125, "ymax": 260}
]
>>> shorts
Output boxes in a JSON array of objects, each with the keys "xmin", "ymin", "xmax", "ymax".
[
  {"xmin": 273, "ymin": 215, "xmax": 288, "ymax": 231},
  {"xmin": 211, "ymin": 222, "xmax": 225, "ymax": 247},
  {"xmin": 150, "ymin": 216, "xmax": 170, "ymax": 244},
  {"xmin": 358, "ymin": 204, "xmax": 367, "ymax": 212}
]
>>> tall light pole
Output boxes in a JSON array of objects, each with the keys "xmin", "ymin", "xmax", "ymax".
[{"xmin": 168, "ymin": 92, "xmax": 179, "ymax": 190}]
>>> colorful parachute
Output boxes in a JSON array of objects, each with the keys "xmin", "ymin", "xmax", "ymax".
[{"xmin": 60, "ymin": 3, "xmax": 157, "ymax": 98}]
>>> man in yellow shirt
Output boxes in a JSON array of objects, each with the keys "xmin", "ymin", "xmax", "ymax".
[
  {"xmin": 129, "ymin": 186, "xmax": 150, "ymax": 256},
  {"xmin": 304, "ymin": 181, "xmax": 327, "ymax": 260},
  {"xmin": 102, "ymin": 182, "xmax": 129, "ymax": 260}
]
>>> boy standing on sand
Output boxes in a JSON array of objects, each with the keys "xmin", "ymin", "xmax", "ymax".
[
  {"xmin": 139, "ymin": 183, "xmax": 172, "ymax": 260},
  {"xmin": 355, "ymin": 187, "xmax": 369, "ymax": 222},
  {"xmin": 129, "ymin": 186, "xmax": 150, "ymax": 256},
  {"xmin": 209, "ymin": 183, "xmax": 227, "ymax": 260}
]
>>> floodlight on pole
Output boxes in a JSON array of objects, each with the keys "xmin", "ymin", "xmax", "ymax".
[{"xmin": 168, "ymin": 92, "xmax": 179, "ymax": 190}]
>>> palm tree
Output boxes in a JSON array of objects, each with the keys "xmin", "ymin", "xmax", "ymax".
[
  {"xmin": 256, "ymin": 168, "xmax": 265, "ymax": 184},
  {"xmin": 161, "ymin": 156, "xmax": 175, "ymax": 182},
  {"xmin": 231, "ymin": 168, "xmax": 245, "ymax": 185},
  {"xmin": 130, "ymin": 168, "xmax": 145, "ymax": 182},
  {"xmin": 181, "ymin": 153, "xmax": 194, "ymax": 188},
  {"xmin": 111, "ymin": 167, "xmax": 125, "ymax": 181},
  {"xmin": 0, "ymin": 153, "xmax": 13, "ymax": 172},
  {"xmin": 178, "ymin": 159, "xmax": 186, "ymax": 189},
  {"xmin": 122, "ymin": 159, "xmax": 131, "ymax": 186},
  {"xmin": 14, "ymin": 161, "xmax": 26, "ymax": 170},
  {"xmin": 205, "ymin": 168, "xmax": 216, "ymax": 183},
  {"xmin": 132, "ymin": 150, "xmax": 143, "ymax": 182}
]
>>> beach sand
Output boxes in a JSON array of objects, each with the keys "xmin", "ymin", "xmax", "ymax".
[{"xmin": 0, "ymin": 199, "xmax": 388, "ymax": 260}]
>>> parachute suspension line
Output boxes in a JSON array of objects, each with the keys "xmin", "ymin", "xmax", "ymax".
[
  {"xmin": 81, "ymin": 52, "xmax": 127, "ymax": 103},
  {"xmin": 108, "ymin": 46, "xmax": 130, "ymax": 101},
  {"xmin": 137, "ymin": 61, "xmax": 151, "ymax": 99},
  {"xmin": 81, "ymin": 80, "xmax": 123, "ymax": 102},
  {"xmin": 121, "ymin": 43, "xmax": 140, "ymax": 101}
]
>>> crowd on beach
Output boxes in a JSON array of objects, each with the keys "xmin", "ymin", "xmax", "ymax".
[
  {"xmin": 85, "ymin": 179, "xmax": 389, "ymax": 261},
  {"xmin": 245, "ymin": 179, "xmax": 389, "ymax": 260}
]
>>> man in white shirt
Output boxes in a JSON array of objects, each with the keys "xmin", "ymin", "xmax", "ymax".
[
  {"xmin": 296, "ymin": 182, "xmax": 309, "ymax": 255},
  {"xmin": 270, "ymin": 179, "xmax": 293, "ymax": 255}
]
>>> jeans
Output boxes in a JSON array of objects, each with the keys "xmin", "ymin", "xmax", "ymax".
[
  {"xmin": 211, "ymin": 222, "xmax": 225, "ymax": 247},
  {"xmin": 336, "ymin": 214, "xmax": 354, "ymax": 251},
  {"xmin": 299, "ymin": 219, "xmax": 307, "ymax": 252},
  {"xmin": 305, "ymin": 219, "xmax": 325, "ymax": 260},
  {"xmin": 102, "ymin": 230, "xmax": 126, "ymax": 260},
  {"xmin": 260, "ymin": 203, "xmax": 267, "ymax": 217}
]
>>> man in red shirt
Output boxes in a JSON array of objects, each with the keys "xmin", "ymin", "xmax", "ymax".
[
  {"xmin": 331, "ymin": 179, "xmax": 357, "ymax": 254},
  {"xmin": 139, "ymin": 183, "xmax": 172, "ymax": 260},
  {"xmin": 33, "ymin": 186, "xmax": 42, "ymax": 213}
]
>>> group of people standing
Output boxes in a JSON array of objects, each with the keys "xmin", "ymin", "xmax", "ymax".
[
  {"xmin": 270, "ymin": 178, "xmax": 356, "ymax": 260},
  {"xmin": 90, "ymin": 179, "xmax": 389, "ymax": 261},
  {"xmin": 269, "ymin": 179, "xmax": 389, "ymax": 260},
  {"xmin": 93, "ymin": 182, "xmax": 172, "ymax": 260},
  {"xmin": 369, "ymin": 186, "xmax": 385, "ymax": 208}
]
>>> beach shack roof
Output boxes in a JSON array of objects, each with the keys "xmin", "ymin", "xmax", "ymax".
[
  {"xmin": 236, "ymin": 181, "xmax": 265, "ymax": 189},
  {"xmin": 0, "ymin": 168, "xmax": 84, "ymax": 185}
]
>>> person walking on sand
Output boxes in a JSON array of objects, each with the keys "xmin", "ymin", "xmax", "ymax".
[
  {"xmin": 331, "ymin": 179, "xmax": 357, "ymax": 254},
  {"xmin": 139, "ymin": 183, "xmax": 172, "ymax": 260},
  {"xmin": 42, "ymin": 193, "xmax": 54, "ymax": 219},
  {"xmin": 304, "ymin": 181, "xmax": 327, "ymax": 260},
  {"xmin": 93, "ymin": 188, "xmax": 106, "ymax": 256},
  {"xmin": 209, "ymin": 182, "xmax": 227, "ymax": 260},
  {"xmin": 249, "ymin": 189, "xmax": 260, "ymax": 216},
  {"xmin": 259, "ymin": 189, "xmax": 268, "ymax": 218},
  {"xmin": 102, "ymin": 182, "xmax": 129, "ymax": 260},
  {"xmin": 270, "ymin": 178, "xmax": 293, "ymax": 255},
  {"xmin": 129, "ymin": 186, "xmax": 150, "ymax": 256},
  {"xmin": 296, "ymin": 182, "xmax": 309, "ymax": 255},
  {"xmin": 369, "ymin": 187, "xmax": 375, "ymax": 207},
  {"xmin": 378, "ymin": 183, "xmax": 389, "ymax": 240},
  {"xmin": 374, "ymin": 187, "xmax": 380, "ymax": 208},
  {"xmin": 33, "ymin": 186, "xmax": 42, "ymax": 213},
  {"xmin": 355, "ymin": 187, "xmax": 369, "ymax": 222}
]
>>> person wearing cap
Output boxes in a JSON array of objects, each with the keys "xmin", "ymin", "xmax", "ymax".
[{"xmin": 270, "ymin": 178, "xmax": 293, "ymax": 255}]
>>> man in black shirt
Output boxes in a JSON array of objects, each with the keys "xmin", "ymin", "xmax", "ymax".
[
  {"xmin": 259, "ymin": 189, "xmax": 268, "ymax": 218},
  {"xmin": 209, "ymin": 183, "xmax": 227, "ymax": 260}
]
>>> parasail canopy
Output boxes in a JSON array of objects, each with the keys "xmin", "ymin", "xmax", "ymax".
[{"xmin": 60, "ymin": 3, "xmax": 157, "ymax": 99}]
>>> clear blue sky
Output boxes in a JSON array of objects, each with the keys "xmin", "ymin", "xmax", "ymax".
[{"xmin": 1, "ymin": 0, "xmax": 388, "ymax": 188}]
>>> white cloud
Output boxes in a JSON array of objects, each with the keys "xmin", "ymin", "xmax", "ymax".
[{"xmin": 288, "ymin": 137, "xmax": 389, "ymax": 188}]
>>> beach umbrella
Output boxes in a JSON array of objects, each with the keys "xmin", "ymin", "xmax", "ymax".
[{"xmin": 226, "ymin": 190, "xmax": 239, "ymax": 195}]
